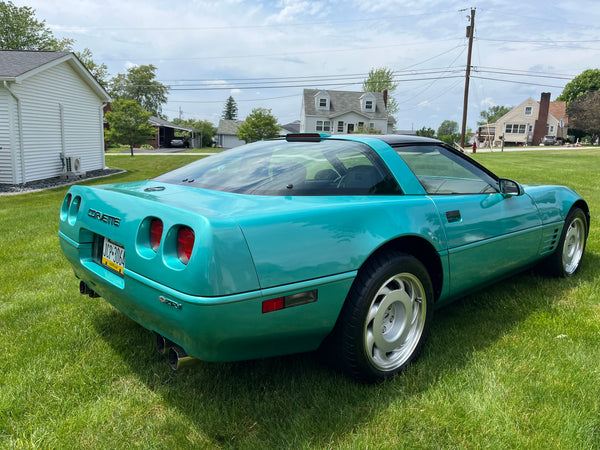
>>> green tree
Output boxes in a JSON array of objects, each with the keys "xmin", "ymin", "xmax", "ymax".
[
  {"xmin": 478, "ymin": 105, "xmax": 511, "ymax": 125},
  {"xmin": 105, "ymin": 99, "xmax": 155, "ymax": 156},
  {"xmin": 109, "ymin": 65, "xmax": 169, "ymax": 117},
  {"xmin": 557, "ymin": 69, "xmax": 600, "ymax": 106},
  {"xmin": 0, "ymin": 1, "xmax": 74, "ymax": 50},
  {"xmin": 76, "ymin": 48, "xmax": 109, "ymax": 86},
  {"xmin": 436, "ymin": 120, "xmax": 468, "ymax": 146},
  {"xmin": 222, "ymin": 96, "xmax": 238, "ymax": 120},
  {"xmin": 237, "ymin": 108, "xmax": 280, "ymax": 143},
  {"xmin": 567, "ymin": 90, "xmax": 600, "ymax": 144},
  {"xmin": 437, "ymin": 120, "xmax": 459, "ymax": 137},
  {"xmin": 362, "ymin": 67, "xmax": 399, "ymax": 115},
  {"xmin": 415, "ymin": 126, "xmax": 435, "ymax": 138}
]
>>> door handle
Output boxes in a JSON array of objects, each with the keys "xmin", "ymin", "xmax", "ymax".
[{"xmin": 445, "ymin": 210, "xmax": 462, "ymax": 223}]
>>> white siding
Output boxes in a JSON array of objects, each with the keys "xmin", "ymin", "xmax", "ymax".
[
  {"xmin": 8, "ymin": 61, "xmax": 105, "ymax": 183},
  {"xmin": 220, "ymin": 134, "xmax": 245, "ymax": 148},
  {"xmin": 304, "ymin": 112, "xmax": 387, "ymax": 135}
]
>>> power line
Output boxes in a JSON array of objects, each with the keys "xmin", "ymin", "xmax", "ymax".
[{"xmin": 471, "ymin": 75, "xmax": 566, "ymax": 89}]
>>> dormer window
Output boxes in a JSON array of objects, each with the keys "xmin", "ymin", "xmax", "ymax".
[
  {"xmin": 315, "ymin": 91, "xmax": 330, "ymax": 110},
  {"xmin": 360, "ymin": 92, "xmax": 376, "ymax": 113}
]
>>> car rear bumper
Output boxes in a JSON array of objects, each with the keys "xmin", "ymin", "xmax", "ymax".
[{"xmin": 60, "ymin": 231, "xmax": 355, "ymax": 362}]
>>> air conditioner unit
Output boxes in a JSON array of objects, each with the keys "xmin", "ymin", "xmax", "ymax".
[{"xmin": 65, "ymin": 156, "xmax": 82, "ymax": 175}]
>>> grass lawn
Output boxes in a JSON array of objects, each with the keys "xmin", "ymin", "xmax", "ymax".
[{"xmin": 1, "ymin": 150, "xmax": 599, "ymax": 448}]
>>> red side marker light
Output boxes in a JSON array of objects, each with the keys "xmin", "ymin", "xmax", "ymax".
[
  {"xmin": 262, "ymin": 297, "xmax": 284, "ymax": 313},
  {"xmin": 262, "ymin": 290, "xmax": 318, "ymax": 314}
]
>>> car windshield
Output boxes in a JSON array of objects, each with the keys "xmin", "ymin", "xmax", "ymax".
[{"xmin": 154, "ymin": 138, "xmax": 401, "ymax": 196}]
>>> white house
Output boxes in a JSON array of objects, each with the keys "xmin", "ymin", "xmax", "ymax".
[
  {"xmin": 300, "ymin": 89, "xmax": 393, "ymax": 135},
  {"xmin": 0, "ymin": 50, "xmax": 111, "ymax": 184},
  {"xmin": 217, "ymin": 119, "xmax": 245, "ymax": 148}
]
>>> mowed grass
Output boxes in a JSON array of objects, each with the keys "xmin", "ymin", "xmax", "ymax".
[{"xmin": 1, "ymin": 150, "xmax": 599, "ymax": 448}]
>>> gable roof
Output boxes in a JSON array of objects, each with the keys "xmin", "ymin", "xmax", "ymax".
[
  {"xmin": 280, "ymin": 120, "xmax": 300, "ymax": 134},
  {"xmin": 0, "ymin": 50, "xmax": 111, "ymax": 102},
  {"xmin": 218, "ymin": 119, "xmax": 244, "ymax": 135},
  {"xmin": 0, "ymin": 50, "xmax": 70, "ymax": 78},
  {"xmin": 149, "ymin": 116, "xmax": 200, "ymax": 132},
  {"xmin": 549, "ymin": 101, "xmax": 568, "ymax": 125},
  {"xmin": 302, "ymin": 89, "xmax": 388, "ymax": 119}
]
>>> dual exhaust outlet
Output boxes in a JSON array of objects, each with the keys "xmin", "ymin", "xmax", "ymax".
[
  {"xmin": 155, "ymin": 333, "xmax": 195, "ymax": 371},
  {"xmin": 79, "ymin": 281, "xmax": 194, "ymax": 371},
  {"xmin": 79, "ymin": 281, "xmax": 100, "ymax": 298}
]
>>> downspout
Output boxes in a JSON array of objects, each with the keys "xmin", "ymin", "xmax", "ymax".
[
  {"xmin": 3, "ymin": 81, "xmax": 26, "ymax": 183},
  {"xmin": 100, "ymin": 103, "xmax": 107, "ymax": 169}
]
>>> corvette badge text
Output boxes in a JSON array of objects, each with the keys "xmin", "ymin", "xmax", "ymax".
[
  {"xmin": 159, "ymin": 296, "xmax": 182, "ymax": 310},
  {"xmin": 88, "ymin": 208, "xmax": 121, "ymax": 227}
]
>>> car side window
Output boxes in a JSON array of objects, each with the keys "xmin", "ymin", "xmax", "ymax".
[{"xmin": 395, "ymin": 145, "xmax": 498, "ymax": 195}]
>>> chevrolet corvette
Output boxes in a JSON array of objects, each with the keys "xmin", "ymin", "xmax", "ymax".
[{"xmin": 59, "ymin": 134, "xmax": 589, "ymax": 382}]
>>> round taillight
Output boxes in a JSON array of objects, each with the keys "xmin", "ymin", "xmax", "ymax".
[
  {"xmin": 176, "ymin": 227, "xmax": 194, "ymax": 265},
  {"xmin": 149, "ymin": 219, "xmax": 163, "ymax": 252}
]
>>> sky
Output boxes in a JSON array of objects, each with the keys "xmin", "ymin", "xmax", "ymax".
[{"xmin": 15, "ymin": 0, "xmax": 600, "ymax": 132}]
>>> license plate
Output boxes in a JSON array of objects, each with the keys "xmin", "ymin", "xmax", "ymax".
[{"xmin": 101, "ymin": 238, "xmax": 125, "ymax": 275}]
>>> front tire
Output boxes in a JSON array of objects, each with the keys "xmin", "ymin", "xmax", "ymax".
[
  {"xmin": 546, "ymin": 207, "xmax": 588, "ymax": 277},
  {"xmin": 325, "ymin": 252, "xmax": 433, "ymax": 383}
]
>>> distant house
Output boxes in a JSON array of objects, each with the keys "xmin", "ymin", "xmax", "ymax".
[
  {"xmin": 217, "ymin": 119, "xmax": 245, "ymax": 148},
  {"xmin": 300, "ymin": 89, "xmax": 393, "ymax": 135},
  {"xmin": 0, "ymin": 50, "xmax": 111, "ymax": 184},
  {"xmin": 482, "ymin": 93, "xmax": 568, "ymax": 146},
  {"xmin": 279, "ymin": 120, "xmax": 301, "ymax": 136}
]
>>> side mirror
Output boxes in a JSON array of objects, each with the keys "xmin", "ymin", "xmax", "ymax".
[{"xmin": 499, "ymin": 178, "xmax": 524, "ymax": 197}]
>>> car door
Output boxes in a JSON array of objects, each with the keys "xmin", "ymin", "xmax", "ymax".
[{"xmin": 395, "ymin": 144, "xmax": 542, "ymax": 294}]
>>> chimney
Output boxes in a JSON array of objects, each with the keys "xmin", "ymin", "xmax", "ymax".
[
  {"xmin": 533, "ymin": 92, "xmax": 551, "ymax": 145},
  {"xmin": 383, "ymin": 89, "xmax": 388, "ymax": 108}
]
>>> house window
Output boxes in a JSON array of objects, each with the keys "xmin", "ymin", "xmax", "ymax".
[
  {"xmin": 358, "ymin": 122, "xmax": 364, "ymax": 129},
  {"xmin": 505, "ymin": 123, "xmax": 527, "ymax": 134},
  {"xmin": 528, "ymin": 124, "xmax": 533, "ymax": 132},
  {"xmin": 319, "ymin": 98, "xmax": 327, "ymax": 107},
  {"xmin": 365, "ymin": 100, "xmax": 373, "ymax": 110},
  {"xmin": 369, "ymin": 122, "xmax": 375, "ymax": 129},
  {"xmin": 524, "ymin": 106, "xmax": 533, "ymax": 116},
  {"xmin": 505, "ymin": 124, "xmax": 526, "ymax": 134},
  {"xmin": 316, "ymin": 120, "xmax": 331, "ymax": 132},
  {"xmin": 337, "ymin": 121, "xmax": 344, "ymax": 133}
]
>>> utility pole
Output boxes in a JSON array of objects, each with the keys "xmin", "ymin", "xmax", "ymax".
[{"xmin": 460, "ymin": 8, "xmax": 475, "ymax": 148}]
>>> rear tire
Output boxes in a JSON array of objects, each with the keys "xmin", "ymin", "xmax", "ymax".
[
  {"xmin": 324, "ymin": 252, "xmax": 433, "ymax": 383},
  {"xmin": 546, "ymin": 207, "xmax": 588, "ymax": 277}
]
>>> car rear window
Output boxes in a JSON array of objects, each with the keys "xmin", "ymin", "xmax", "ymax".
[{"xmin": 154, "ymin": 139, "xmax": 401, "ymax": 196}]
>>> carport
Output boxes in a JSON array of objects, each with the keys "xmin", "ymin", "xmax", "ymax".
[{"xmin": 148, "ymin": 116, "xmax": 202, "ymax": 148}]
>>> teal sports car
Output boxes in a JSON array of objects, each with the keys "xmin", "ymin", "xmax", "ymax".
[{"xmin": 59, "ymin": 134, "xmax": 589, "ymax": 383}]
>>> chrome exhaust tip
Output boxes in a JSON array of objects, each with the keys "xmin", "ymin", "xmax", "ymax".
[
  {"xmin": 168, "ymin": 344, "xmax": 195, "ymax": 371},
  {"xmin": 79, "ymin": 281, "xmax": 99, "ymax": 298},
  {"xmin": 155, "ymin": 333, "xmax": 174, "ymax": 356},
  {"xmin": 79, "ymin": 280, "xmax": 90, "ymax": 295}
]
